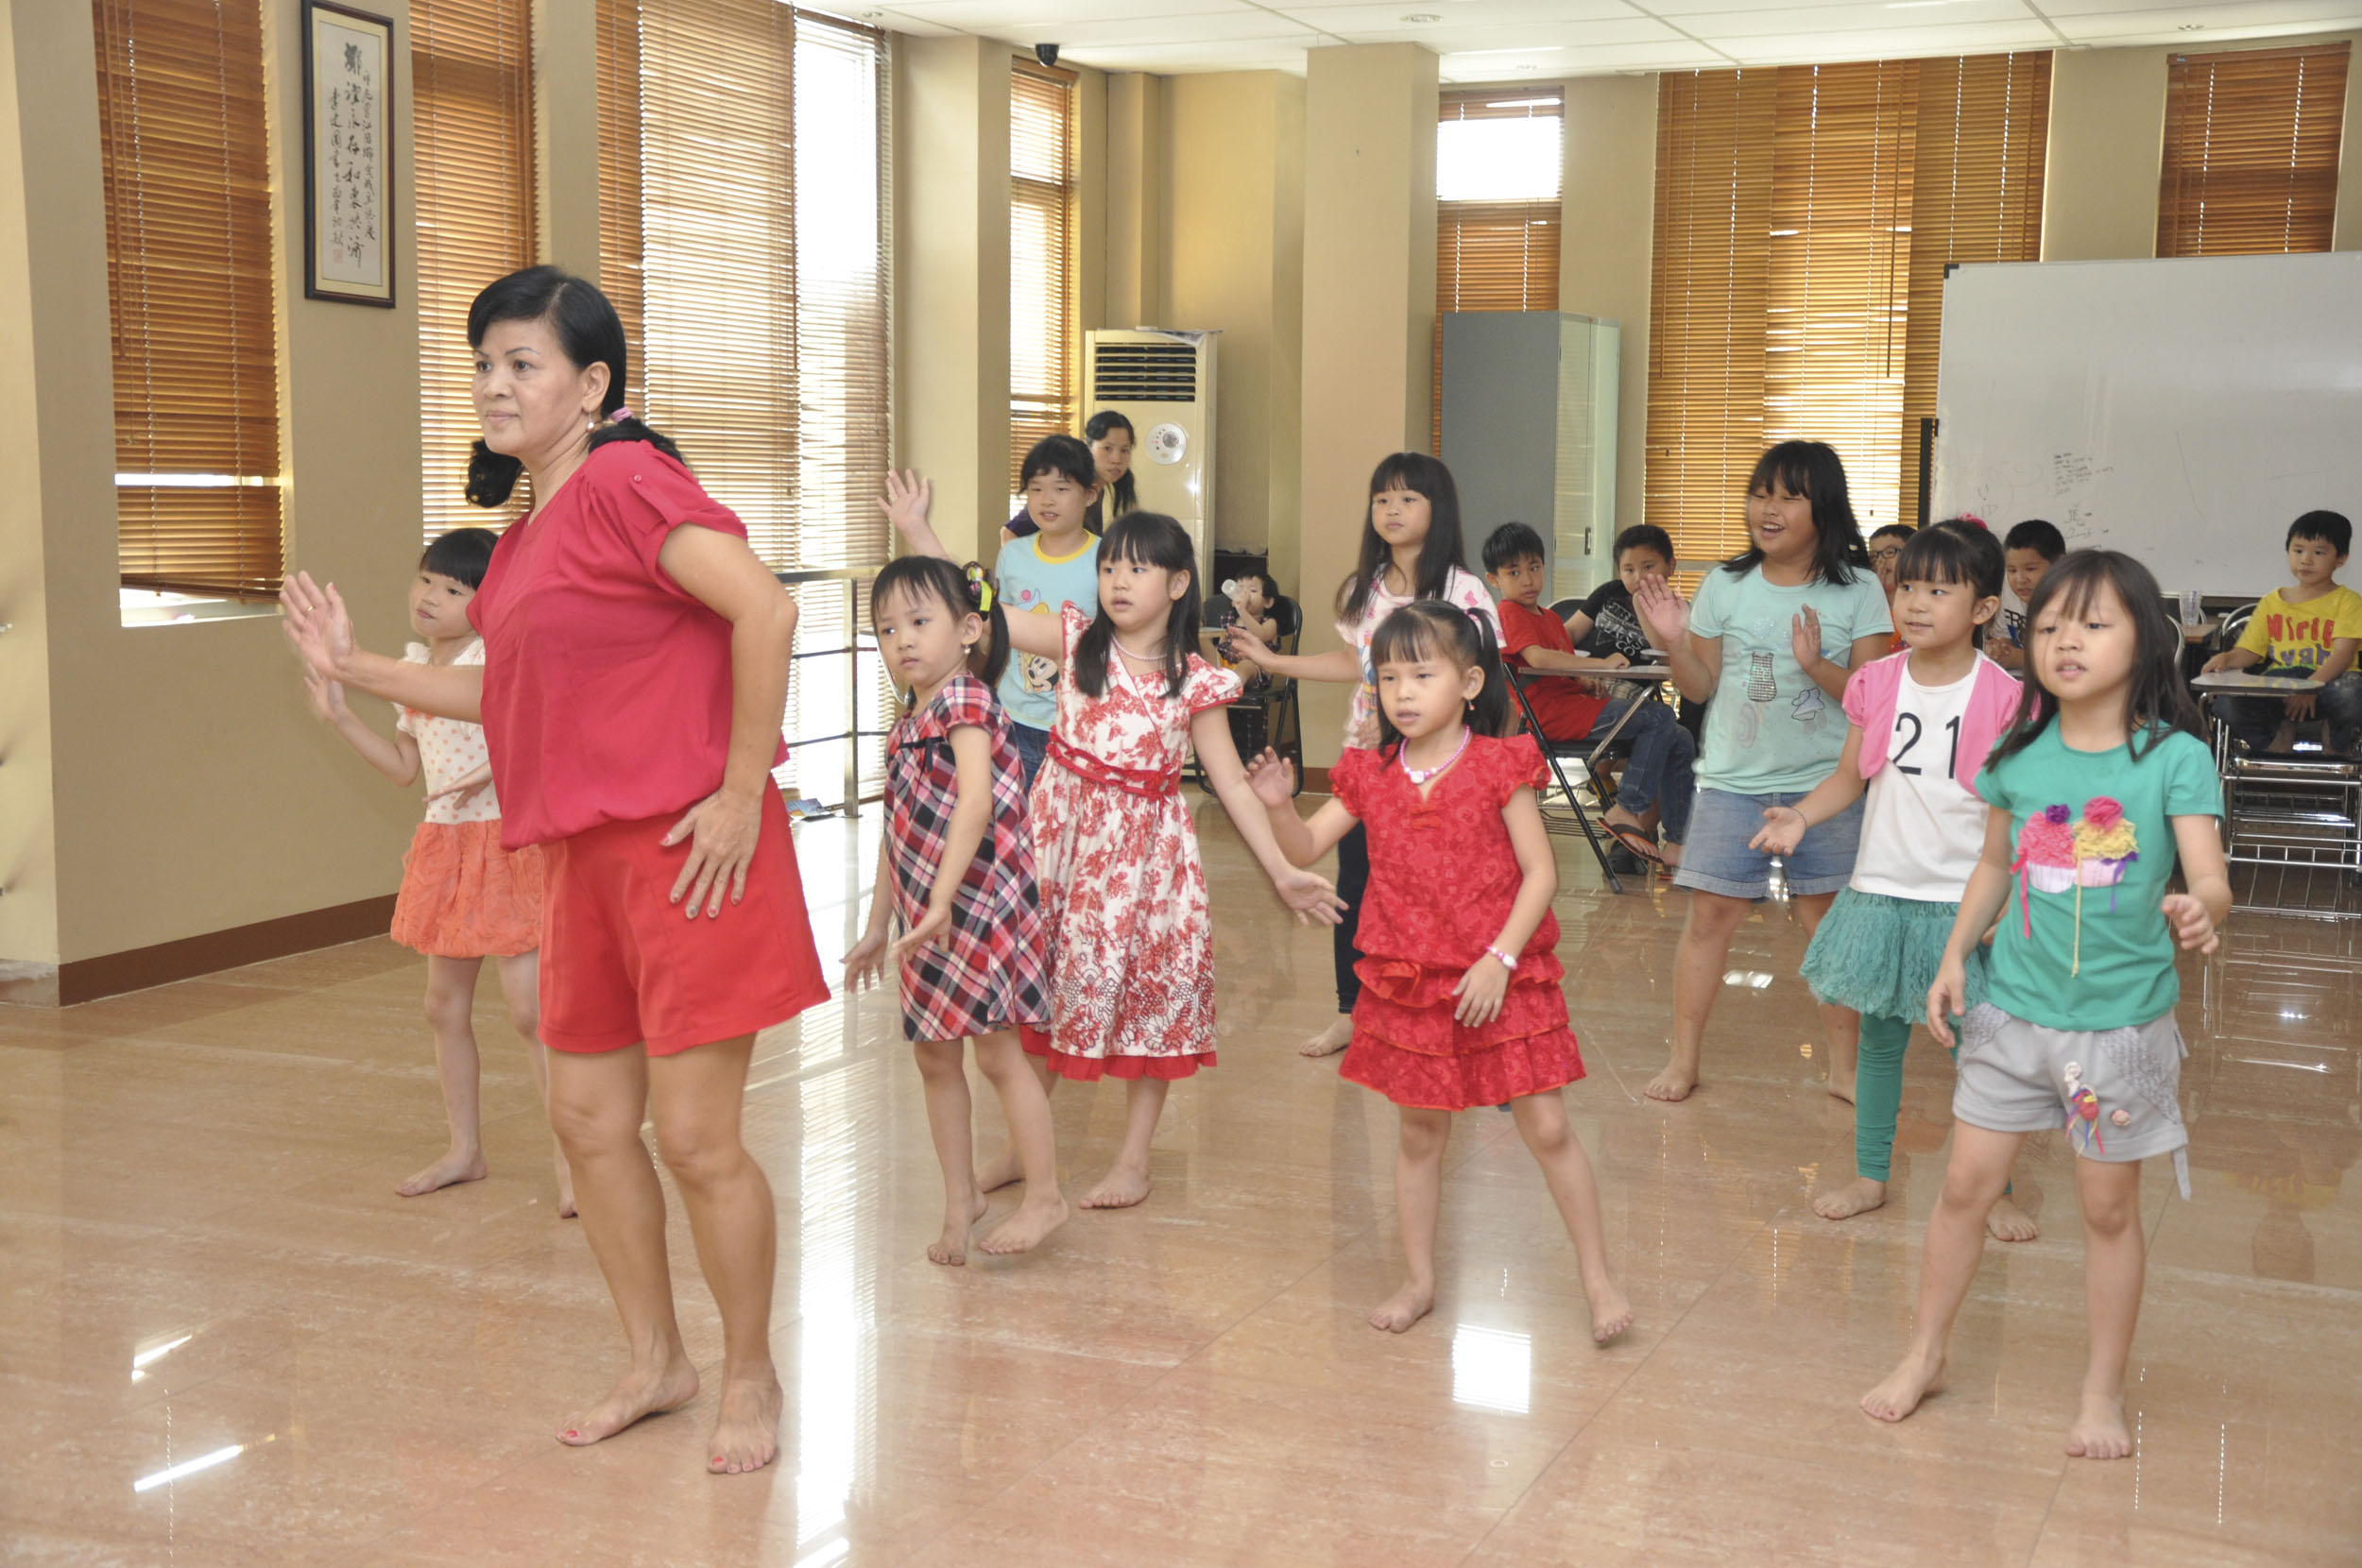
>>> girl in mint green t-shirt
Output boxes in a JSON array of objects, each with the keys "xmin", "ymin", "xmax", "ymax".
[
  {"xmin": 1631, "ymin": 440, "xmax": 1891, "ymax": 1106},
  {"xmin": 1865, "ymin": 549, "xmax": 2230, "ymax": 1464}
]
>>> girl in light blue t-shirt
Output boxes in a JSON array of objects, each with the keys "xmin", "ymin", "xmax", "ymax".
[{"xmin": 1632, "ymin": 440, "xmax": 1891, "ymax": 1104}]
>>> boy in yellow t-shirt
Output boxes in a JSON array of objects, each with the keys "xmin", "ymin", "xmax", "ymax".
[{"xmin": 2200, "ymin": 509, "xmax": 2362, "ymax": 756}]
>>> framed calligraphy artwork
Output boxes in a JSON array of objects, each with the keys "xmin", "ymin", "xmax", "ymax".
[{"xmin": 301, "ymin": 2, "xmax": 395, "ymax": 306}]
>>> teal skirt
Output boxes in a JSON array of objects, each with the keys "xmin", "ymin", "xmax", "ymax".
[{"xmin": 1798, "ymin": 888, "xmax": 1987, "ymax": 1024}]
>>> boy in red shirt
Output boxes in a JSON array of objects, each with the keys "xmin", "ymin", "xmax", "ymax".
[{"xmin": 1483, "ymin": 522, "xmax": 1695, "ymax": 869}]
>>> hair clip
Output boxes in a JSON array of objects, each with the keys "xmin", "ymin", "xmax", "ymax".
[
  {"xmin": 610, "ymin": 406, "xmax": 634, "ymax": 422},
  {"xmin": 966, "ymin": 563, "xmax": 994, "ymax": 614}
]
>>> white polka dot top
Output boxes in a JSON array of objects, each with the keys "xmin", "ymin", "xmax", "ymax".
[{"xmin": 397, "ymin": 641, "xmax": 503, "ymax": 826}]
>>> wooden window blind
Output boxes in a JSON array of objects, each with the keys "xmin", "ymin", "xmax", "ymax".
[
  {"xmin": 597, "ymin": 2, "xmax": 893, "ymax": 803},
  {"xmin": 414, "ymin": 0, "xmax": 535, "ymax": 539},
  {"xmin": 1434, "ymin": 89, "xmax": 1563, "ymax": 456},
  {"xmin": 1010, "ymin": 60, "xmax": 1077, "ymax": 499},
  {"xmin": 93, "ymin": 0, "xmax": 283, "ymax": 598},
  {"xmin": 1646, "ymin": 54, "xmax": 2048, "ymax": 565},
  {"xmin": 2158, "ymin": 43, "xmax": 2350, "ymax": 259}
]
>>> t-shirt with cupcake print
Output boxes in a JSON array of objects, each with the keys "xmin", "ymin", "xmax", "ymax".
[{"xmin": 1975, "ymin": 724, "xmax": 2222, "ymax": 1032}]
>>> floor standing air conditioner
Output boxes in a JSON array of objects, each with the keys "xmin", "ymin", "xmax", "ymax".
[{"xmin": 1083, "ymin": 330, "xmax": 1219, "ymax": 584}]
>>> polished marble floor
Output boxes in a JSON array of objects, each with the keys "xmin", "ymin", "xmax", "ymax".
[{"xmin": 5, "ymin": 806, "xmax": 2359, "ymax": 1566}]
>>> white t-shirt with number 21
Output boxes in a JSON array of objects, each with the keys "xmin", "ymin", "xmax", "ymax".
[{"xmin": 1850, "ymin": 661, "xmax": 1990, "ymax": 901}]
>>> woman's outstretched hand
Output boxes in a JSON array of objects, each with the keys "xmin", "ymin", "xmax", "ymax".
[
  {"xmin": 1632, "ymin": 575, "xmax": 1689, "ymax": 648},
  {"xmin": 281, "ymin": 571, "xmax": 359, "ymax": 683},
  {"xmin": 662, "ymin": 790, "xmax": 762, "ymax": 919}
]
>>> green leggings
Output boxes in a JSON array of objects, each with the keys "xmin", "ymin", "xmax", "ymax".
[{"xmin": 1852, "ymin": 1012, "xmax": 2008, "ymax": 1193}]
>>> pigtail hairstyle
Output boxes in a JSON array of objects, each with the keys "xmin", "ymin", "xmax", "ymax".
[
  {"xmin": 464, "ymin": 266, "xmax": 687, "ymax": 509},
  {"xmin": 1084, "ymin": 410, "xmax": 1138, "ymax": 519},
  {"xmin": 1073, "ymin": 512, "xmax": 1202, "ymax": 700},
  {"xmin": 869, "ymin": 555, "xmax": 1010, "ymax": 694},
  {"xmin": 1721, "ymin": 440, "xmax": 1871, "ymax": 586},
  {"xmin": 1367, "ymin": 602, "xmax": 1512, "ymax": 758},
  {"xmin": 1989, "ymin": 549, "xmax": 2205, "ymax": 765},
  {"xmin": 1895, "ymin": 519, "xmax": 2006, "ymax": 647},
  {"xmin": 1337, "ymin": 452, "xmax": 1473, "ymax": 624}
]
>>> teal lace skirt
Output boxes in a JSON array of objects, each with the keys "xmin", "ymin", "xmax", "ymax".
[{"xmin": 1798, "ymin": 887, "xmax": 1988, "ymax": 1024}]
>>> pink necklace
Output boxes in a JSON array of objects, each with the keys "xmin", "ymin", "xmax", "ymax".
[{"xmin": 1399, "ymin": 724, "xmax": 1471, "ymax": 785}]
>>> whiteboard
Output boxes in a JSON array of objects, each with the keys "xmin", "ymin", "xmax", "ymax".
[{"xmin": 1930, "ymin": 252, "xmax": 2362, "ymax": 599}]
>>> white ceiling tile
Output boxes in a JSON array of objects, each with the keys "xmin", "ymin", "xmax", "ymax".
[
  {"xmin": 2050, "ymin": 1, "xmax": 2362, "ymax": 37},
  {"xmin": 1314, "ymin": 13, "xmax": 1685, "ymax": 43},
  {"xmin": 960, "ymin": 12, "xmax": 1320, "ymax": 44},
  {"xmin": 1672, "ymin": 1, "xmax": 2039, "ymax": 38},
  {"xmin": 1441, "ymin": 37, "xmax": 1731, "ymax": 72}
]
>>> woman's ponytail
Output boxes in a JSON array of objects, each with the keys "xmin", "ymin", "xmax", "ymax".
[{"xmin": 467, "ymin": 439, "xmax": 525, "ymax": 508}]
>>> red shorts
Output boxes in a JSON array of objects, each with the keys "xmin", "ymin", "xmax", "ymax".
[{"xmin": 539, "ymin": 789, "xmax": 830, "ymax": 1055}]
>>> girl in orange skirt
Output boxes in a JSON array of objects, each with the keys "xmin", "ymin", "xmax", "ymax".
[{"xmin": 302, "ymin": 528, "xmax": 571, "ymax": 1213}]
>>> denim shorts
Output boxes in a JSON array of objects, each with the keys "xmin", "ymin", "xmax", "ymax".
[
  {"xmin": 1009, "ymin": 722, "xmax": 1050, "ymax": 791},
  {"xmin": 1670, "ymin": 786, "xmax": 1863, "ymax": 900}
]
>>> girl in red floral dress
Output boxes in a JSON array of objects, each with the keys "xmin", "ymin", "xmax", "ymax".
[
  {"xmin": 846, "ymin": 556, "xmax": 1067, "ymax": 1265},
  {"xmin": 1251, "ymin": 603, "xmax": 1631, "ymax": 1342},
  {"xmin": 882, "ymin": 477, "xmax": 1344, "ymax": 1210}
]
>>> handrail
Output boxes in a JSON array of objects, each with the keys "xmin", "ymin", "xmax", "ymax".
[{"xmin": 774, "ymin": 567, "xmax": 891, "ymax": 817}]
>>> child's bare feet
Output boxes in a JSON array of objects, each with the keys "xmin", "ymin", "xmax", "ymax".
[
  {"xmin": 1813, "ymin": 1176, "xmax": 1888, "ymax": 1221},
  {"xmin": 1584, "ymin": 1276, "xmax": 1634, "ymax": 1344},
  {"xmin": 1080, "ymin": 1161, "xmax": 1152, "ymax": 1209},
  {"xmin": 2065, "ymin": 1389, "xmax": 2134, "ymax": 1459},
  {"xmin": 1643, "ymin": 1060, "xmax": 1697, "ymax": 1102},
  {"xmin": 929, "ymin": 1192, "xmax": 991, "ymax": 1266},
  {"xmin": 973, "ymin": 1147, "xmax": 1024, "ymax": 1193},
  {"xmin": 397, "ymin": 1147, "xmax": 488, "ymax": 1198},
  {"xmin": 1860, "ymin": 1348, "xmax": 1946, "ymax": 1423},
  {"xmin": 554, "ymin": 1150, "xmax": 577, "ymax": 1219},
  {"xmin": 708, "ymin": 1372, "xmax": 784, "ymax": 1474},
  {"xmin": 979, "ymin": 1191, "xmax": 1069, "ymax": 1254},
  {"xmin": 1369, "ymin": 1279, "xmax": 1435, "ymax": 1333},
  {"xmin": 1985, "ymin": 1194, "xmax": 2039, "ymax": 1242},
  {"xmin": 1301, "ymin": 1015, "xmax": 1353, "ymax": 1058},
  {"xmin": 557, "ymin": 1352, "xmax": 699, "ymax": 1446}
]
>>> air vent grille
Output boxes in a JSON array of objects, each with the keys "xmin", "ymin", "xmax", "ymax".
[{"xmin": 1092, "ymin": 341, "xmax": 1199, "ymax": 402}]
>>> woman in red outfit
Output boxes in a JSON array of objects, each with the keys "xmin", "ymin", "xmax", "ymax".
[
  {"xmin": 281, "ymin": 267, "xmax": 828, "ymax": 1475},
  {"xmin": 1249, "ymin": 604, "xmax": 1630, "ymax": 1346}
]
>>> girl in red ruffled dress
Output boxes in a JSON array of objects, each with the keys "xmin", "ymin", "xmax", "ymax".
[
  {"xmin": 301, "ymin": 528, "xmax": 569, "ymax": 1214},
  {"xmin": 1251, "ymin": 602, "xmax": 1630, "ymax": 1342}
]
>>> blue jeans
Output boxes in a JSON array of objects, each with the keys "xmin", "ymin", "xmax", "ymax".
[
  {"xmin": 1597, "ymin": 693, "xmax": 1696, "ymax": 844},
  {"xmin": 1009, "ymin": 722, "xmax": 1050, "ymax": 790},
  {"xmin": 2218, "ymin": 671, "xmax": 2362, "ymax": 756}
]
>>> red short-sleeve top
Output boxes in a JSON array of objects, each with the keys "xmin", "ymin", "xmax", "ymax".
[{"xmin": 468, "ymin": 440, "xmax": 787, "ymax": 848}]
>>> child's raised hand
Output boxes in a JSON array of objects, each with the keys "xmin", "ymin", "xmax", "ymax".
[
  {"xmin": 281, "ymin": 571, "xmax": 358, "ymax": 683},
  {"xmin": 1632, "ymin": 575, "xmax": 1688, "ymax": 646},
  {"xmin": 1923, "ymin": 960, "xmax": 1969, "ymax": 1049},
  {"xmin": 2161, "ymin": 892, "xmax": 2219, "ymax": 954},
  {"xmin": 1243, "ymin": 747, "xmax": 1296, "ymax": 809},
  {"xmin": 1749, "ymin": 804, "xmax": 1806, "ymax": 857},
  {"xmin": 842, "ymin": 929, "xmax": 891, "ymax": 993},
  {"xmin": 1790, "ymin": 605, "xmax": 1825, "ymax": 670},
  {"xmin": 1453, "ymin": 954, "xmax": 1511, "ymax": 1027},
  {"xmin": 1274, "ymin": 867, "xmax": 1346, "ymax": 927},
  {"xmin": 299, "ymin": 667, "xmax": 349, "ymax": 723},
  {"xmin": 877, "ymin": 469, "xmax": 933, "ymax": 538},
  {"xmin": 892, "ymin": 902, "xmax": 953, "ymax": 963}
]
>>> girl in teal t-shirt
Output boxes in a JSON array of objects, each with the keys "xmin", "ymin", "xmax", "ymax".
[
  {"xmin": 1864, "ymin": 550, "xmax": 2230, "ymax": 1465},
  {"xmin": 1632, "ymin": 440, "xmax": 1891, "ymax": 1105}
]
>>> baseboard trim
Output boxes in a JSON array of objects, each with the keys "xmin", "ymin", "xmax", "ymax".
[
  {"xmin": 1300, "ymin": 765, "xmax": 1330, "ymax": 794},
  {"xmin": 39, "ymin": 895, "xmax": 401, "ymax": 1007}
]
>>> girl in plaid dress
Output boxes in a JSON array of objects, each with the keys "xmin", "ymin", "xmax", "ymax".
[
  {"xmin": 846, "ymin": 557, "xmax": 1067, "ymax": 1264},
  {"xmin": 883, "ymin": 476, "xmax": 1346, "ymax": 1210}
]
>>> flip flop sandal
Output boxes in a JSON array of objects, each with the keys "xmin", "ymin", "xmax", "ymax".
[{"xmin": 1606, "ymin": 822, "xmax": 1666, "ymax": 865}]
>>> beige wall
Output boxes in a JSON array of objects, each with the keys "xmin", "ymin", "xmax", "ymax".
[
  {"xmin": 1556, "ymin": 72, "xmax": 1658, "ymax": 545},
  {"xmin": 536, "ymin": 0, "xmax": 601, "ymax": 278},
  {"xmin": 1295, "ymin": 43, "xmax": 1438, "ymax": 769},
  {"xmin": 1104, "ymin": 73, "xmax": 1163, "ymax": 329},
  {"xmin": 1, "ymin": 0, "xmax": 426, "ymax": 976}
]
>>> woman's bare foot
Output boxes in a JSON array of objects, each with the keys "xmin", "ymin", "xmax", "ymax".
[
  {"xmin": 1985, "ymin": 1194, "xmax": 2039, "ymax": 1242},
  {"xmin": 708, "ymin": 1373, "xmax": 784, "ymax": 1474},
  {"xmin": 1300, "ymin": 1015, "xmax": 1353, "ymax": 1058},
  {"xmin": 1813, "ymin": 1177, "xmax": 1888, "ymax": 1221},
  {"xmin": 979, "ymin": 1191, "xmax": 1069, "ymax": 1254},
  {"xmin": 553, "ymin": 1150, "xmax": 578, "ymax": 1219},
  {"xmin": 972, "ymin": 1147, "xmax": 1024, "ymax": 1193},
  {"xmin": 929, "ymin": 1191, "xmax": 991, "ymax": 1266},
  {"xmin": 2065, "ymin": 1389, "xmax": 2134, "ymax": 1459},
  {"xmin": 1860, "ymin": 1348, "xmax": 1947, "ymax": 1423},
  {"xmin": 397, "ymin": 1147, "xmax": 488, "ymax": 1198},
  {"xmin": 1584, "ymin": 1277, "xmax": 1634, "ymax": 1344},
  {"xmin": 1643, "ymin": 1061, "xmax": 1698, "ymax": 1102},
  {"xmin": 1080, "ymin": 1163, "xmax": 1152, "ymax": 1210},
  {"xmin": 1369, "ymin": 1279, "xmax": 1435, "ymax": 1333},
  {"xmin": 557, "ymin": 1352, "xmax": 699, "ymax": 1447}
]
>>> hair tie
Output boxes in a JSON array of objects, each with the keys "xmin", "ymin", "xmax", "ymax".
[
  {"xmin": 966, "ymin": 563, "xmax": 994, "ymax": 615},
  {"xmin": 610, "ymin": 406, "xmax": 634, "ymax": 422}
]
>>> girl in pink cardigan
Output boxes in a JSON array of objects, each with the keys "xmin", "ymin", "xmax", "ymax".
[{"xmin": 1751, "ymin": 521, "xmax": 2037, "ymax": 1239}]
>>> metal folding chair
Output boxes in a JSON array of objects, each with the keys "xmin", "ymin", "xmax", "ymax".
[{"xmin": 1507, "ymin": 667, "xmax": 1632, "ymax": 894}]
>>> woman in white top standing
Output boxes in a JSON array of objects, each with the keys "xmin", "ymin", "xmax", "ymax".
[{"xmin": 1224, "ymin": 452, "xmax": 1503, "ymax": 1058}]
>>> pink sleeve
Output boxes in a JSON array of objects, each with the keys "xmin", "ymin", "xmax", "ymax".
[{"xmin": 1841, "ymin": 663, "xmax": 1879, "ymax": 731}]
